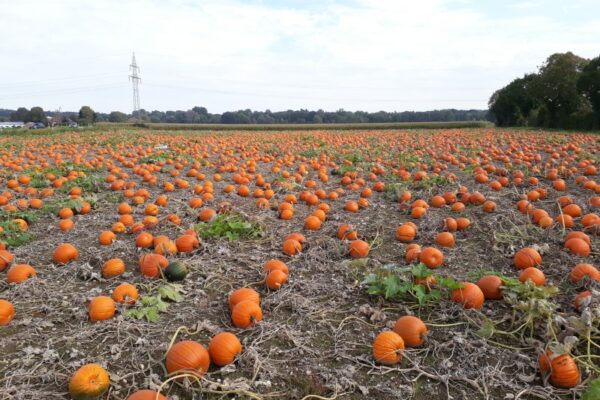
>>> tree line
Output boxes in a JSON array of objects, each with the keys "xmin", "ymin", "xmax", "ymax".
[
  {"xmin": 0, "ymin": 106, "xmax": 489, "ymax": 126},
  {"xmin": 0, "ymin": 106, "xmax": 96, "ymax": 126},
  {"xmin": 489, "ymin": 52, "xmax": 600, "ymax": 130}
]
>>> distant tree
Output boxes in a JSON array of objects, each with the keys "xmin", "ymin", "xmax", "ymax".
[
  {"xmin": 29, "ymin": 107, "xmax": 46, "ymax": 124},
  {"xmin": 148, "ymin": 110, "xmax": 165, "ymax": 123},
  {"xmin": 489, "ymin": 74, "xmax": 539, "ymax": 126},
  {"xmin": 174, "ymin": 110, "xmax": 187, "ymax": 123},
  {"xmin": 221, "ymin": 111, "xmax": 250, "ymax": 124},
  {"xmin": 78, "ymin": 106, "xmax": 96, "ymax": 126},
  {"xmin": 10, "ymin": 107, "xmax": 30, "ymax": 122},
  {"xmin": 578, "ymin": 55, "xmax": 600, "ymax": 127},
  {"xmin": 108, "ymin": 111, "xmax": 128, "ymax": 123}
]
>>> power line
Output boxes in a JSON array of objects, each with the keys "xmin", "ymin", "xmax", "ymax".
[
  {"xmin": 143, "ymin": 82, "xmax": 485, "ymax": 103},
  {"xmin": 0, "ymin": 83, "xmax": 129, "ymax": 102},
  {"xmin": 0, "ymin": 72, "xmax": 123, "ymax": 90}
]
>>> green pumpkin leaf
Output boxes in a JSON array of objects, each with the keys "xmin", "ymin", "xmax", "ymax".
[
  {"xmin": 155, "ymin": 298, "xmax": 169, "ymax": 313},
  {"xmin": 411, "ymin": 263, "xmax": 432, "ymax": 278},
  {"xmin": 437, "ymin": 276, "xmax": 463, "ymax": 290},
  {"xmin": 141, "ymin": 295, "xmax": 158, "ymax": 306},
  {"xmin": 348, "ymin": 258, "xmax": 369, "ymax": 269},
  {"xmin": 383, "ymin": 276, "xmax": 402, "ymax": 299},
  {"xmin": 582, "ymin": 378, "xmax": 600, "ymax": 400},
  {"xmin": 126, "ymin": 309, "xmax": 143, "ymax": 319},
  {"xmin": 144, "ymin": 307, "xmax": 160, "ymax": 322},
  {"xmin": 413, "ymin": 284, "xmax": 427, "ymax": 305},
  {"xmin": 158, "ymin": 284, "xmax": 184, "ymax": 302},
  {"xmin": 476, "ymin": 319, "xmax": 496, "ymax": 339}
]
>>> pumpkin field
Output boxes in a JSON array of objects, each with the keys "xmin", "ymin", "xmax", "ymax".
[{"xmin": 1, "ymin": 128, "xmax": 599, "ymax": 400}]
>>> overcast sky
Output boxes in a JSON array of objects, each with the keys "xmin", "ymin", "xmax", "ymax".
[{"xmin": 1, "ymin": 0, "xmax": 599, "ymax": 114}]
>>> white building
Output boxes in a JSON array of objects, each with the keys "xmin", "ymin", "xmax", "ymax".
[{"xmin": 0, "ymin": 121, "xmax": 25, "ymax": 129}]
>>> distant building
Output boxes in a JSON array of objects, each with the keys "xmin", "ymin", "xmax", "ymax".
[{"xmin": 0, "ymin": 121, "xmax": 24, "ymax": 129}]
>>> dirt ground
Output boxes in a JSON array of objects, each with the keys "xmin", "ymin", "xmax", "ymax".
[{"xmin": 0, "ymin": 129, "xmax": 598, "ymax": 400}]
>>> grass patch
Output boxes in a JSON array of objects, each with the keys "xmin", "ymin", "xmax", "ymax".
[
  {"xmin": 138, "ymin": 152, "xmax": 173, "ymax": 164},
  {"xmin": 384, "ymin": 181, "xmax": 407, "ymax": 202},
  {"xmin": 41, "ymin": 198, "xmax": 86, "ymax": 215},
  {"xmin": 363, "ymin": 263, "xmax": 462, "ymax": 305},
  {"xmin": 0, "ymin": 220, "xmax": 34, "ymax": 247},
  {"xmin": 194, "ymin": 213, "xmax": 265, "ymax": 241},
  {"xmin": 58, "ymin": 174, "xmax": 104, "ymax": 193},
  {"xmin": 410, "ymin": 175, "xmax": 453, "ymax": 190}
]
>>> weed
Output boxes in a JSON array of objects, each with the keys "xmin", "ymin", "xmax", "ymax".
[
  {"xmin": 58, "ymin": 174, "xmax": 104, "ymax": 193},
  {"xmin": 363, "ymin": 263, "xmax": 462, "ymax": 305},
  {"xmin": 383, "ymin": 181, "xmax": 407, "ymax": 202},
  {"xmin": 126, "ymin": 283, "xmax": 184, "ymax": 323},
  {"xmin": 410, "ymin": 175, "xmax": 453, "ymax": 190},
  {"xmin": 138, "ymin": 152, "xmax": 172, "ymax": 164},
  {"xmin": 0, "ymin": 209, "xmax": 40, "ymax": 224},
  {"xmin": 194, "ymin": 213, "xmax": 265, "ymax": 241},
  {"xmin": 0, "ymin": 220, "xmax": 35, "ymax": 247},
  {"xmin": 582, "ymin": 378, "xmax": 600, "ymax": 400},
  {"xmin": 41, "ymin": 198, "xmax": 85, "ymax": 215}
]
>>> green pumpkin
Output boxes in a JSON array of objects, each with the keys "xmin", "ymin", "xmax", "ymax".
[{"xmin": 164, "ymin": 261, "xmax": 188, "ymax": 282}]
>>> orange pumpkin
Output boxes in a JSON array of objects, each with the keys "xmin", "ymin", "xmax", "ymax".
[
  {"xmin": 69, "ymin": 363, "xmax": 110, "ymax": 400},
  {"xmin": 135, "ymin": 232, "xmax": 154, "ymax": 248},
  {"xmin": 338, "ymin": 224, "xmax": 359, "ymax": 240},
  {"xmin": 0, "ymin": 250, "xmax": 14, "ymax": 271},
  {"xmin": 564, "ymin": 238, "xmax": 591, "ymax": 257},
  {"xmin": 127, "ymin": 390, "xmax": 167, "ymax": 400},
  {"xmin": 7, "ymin": 264, "xmax": 37, "ymax": 283},
  {"xmin": 112, "ymin": 283, "xmax": 139, "ymax": 305},
  {"xmin": 98, "ymin": 230, "xmax": 116, "ymax": 245},
  {"xmin": 231, "ymin": 300, "xmax": 263, "ymax": 328},
  {"xmin": 52, "ymin": 243, "xmax": 79, "ymax": 264},
  {"xmin": 282, "ymin": 239, "xmax": 302, "ymax": 256},
  {"xmin": 519, "ymin": 267, "xmax": 545, "ymax": 286},
  {"xmin": 175, "ymin": 234, "xmax": 200, "ymax": 253},
  {"xmin": 166, "ymin": 340, "xmax": 210, "ymax": 377},
  {"xmin": 89, "ymin": 296, "xmax": 116, "ymax": 321},
  {"xmin": 570, "ymin": 263, "xmax": 600, "ymax": 282},
  {"xmin": 208, "ymin": 332, "xmax": 243, "ymax": 367},
  {"xmin": 476, "ymin": 275, "xmax": 503, "ymax": 300},
  {"xmin": 349, "ymin": 240, "xmax": 369, "ymax": 258},
  {"xmin": 419, "ymin": 247, "xmax": 444, "ymax": 268},
  {"xmin": 0, "ymin": 299, "xmax": 15, "ymax": 325},
  {"xmin": 395, "ymin": 224, "xmax": 416, "ymax": 242},
  {"xmin": 102, "ymin": 258, "xmax": 125, "ymax": 278},
  {"xmin": 435, "ymin": 232, "xmax": 455, "ymax": 248},
  {"xmin": 266, "ymin": 269, "xmax": 288, "ymax": 290},
  {"xmin": 263, "ymin": 259, "xmax": 289, "ymax": 275},
  {"xmin": 228, "ymin": 288, "xmax": 260, "ymax": 311},
  {"xmin": 538, "ymin": 352, "xmax": 580, "ymax": 388},
  {"xmin": 393, "ymin": 316, "xmax": 427, "ymax": 347},
  {"xmin": 372, "ymin": 331, "xmax": 404, "ymax": 365},
  {"xmin": 138, "ymin": 253, "xmax": 169, "ymax": 278},
  {"xmin": 513, "ymin": 247, "xmax": 542, "ymax": 270},
  {"xmin": 451, "ymin": 282, "xmax": 484, "ymax": 309}
]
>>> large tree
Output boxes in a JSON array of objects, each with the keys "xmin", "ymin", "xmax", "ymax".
[
  {"xmin": 29, "ymin": 107, "xmax": 46, "ymax": 123},
  {"xmin": 577, "ymin": 54, "xmax": 600, "ymax": 127},
  {"xmin": 530, "ymin": 52, "xmax": 588, "ymax": 128},
  {"xmin": 488, "ymin": 74, "xmax": 538, "ymax": 126},
  {"xmin": 78, "ymin": 106, "xmax": 96, "ymax": 126},
  {"xmin": 10, "ymin": 107, "xmax": 30, "ymax": 122}
]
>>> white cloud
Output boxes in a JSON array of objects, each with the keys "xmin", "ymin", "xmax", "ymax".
[{"xmin": 0, "ymin": 0, "xmax": 599, "ymax": 113}]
